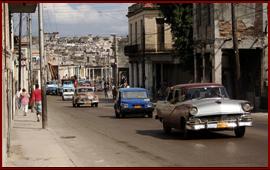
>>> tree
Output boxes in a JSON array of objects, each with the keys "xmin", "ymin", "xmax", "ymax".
[{"xmin": 159, "ymin": 4, "xmax": 193, "ymax": 71}]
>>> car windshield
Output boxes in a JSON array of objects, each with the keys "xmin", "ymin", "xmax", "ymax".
[
  {"xmin": 64, "ymin": 88, "xmax": 74, "ymax": 92},
  {"xmin": 77, "ymin": 88, "xmax": 94, "ymax": 93},
  {"xmin": 185, "ymin": 87, "xmax": 229, "ymax": 100},
  {"xmin": 63, "ymin": 81, "xmax": 73, "ymax": 85},
  {"xmin": 47, "ymin": 81, "xmax": 57, "ymax": 85},
  {"xmin": 122, "ymin": 91, "xmax": 147, "ymax": 99}
]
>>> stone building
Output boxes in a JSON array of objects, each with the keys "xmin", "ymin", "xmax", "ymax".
[
  {"xmin": 117, "ymin": 37, "xmax": 129, "ymax": 84},
  {"xmin": 193, "ymin": 3, "xmax": 268, "ymax": 109},
  {"xmin": 2, "ymin": 3, "xmax": 37, "ymax": 165},
  {"xmin": 125, "ymin": 3, "xmax": 193, "ymax": 98}
]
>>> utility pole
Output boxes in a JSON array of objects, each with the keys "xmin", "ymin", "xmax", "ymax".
[
  {"xmin": 38, "ymin": 3, "xmax": 47, "ymax": 129},
  {"xmin": 18, "ymin": 13, "xmax": 22, "ymax": 89},
  {"xmin": 142, "ymin": 15, "xmax": 146, "ymax": 88},
  {"xmin": 28, "ymin": 14, "xmax": 33, "ymax": 93},
  {"xmin": 201, "ymin": 42, "xmax": 206, "ymax": 83},
  {"xmin": 231, "ymin": 3, "xmax": 241, "ymax": 99},
  {"xmin": 193, "ymin": 48, "xmax": 197, "ymax": 83},
  {"xmin": 112, "ymin": 34, "xmax": 118, "ymax": 86}
]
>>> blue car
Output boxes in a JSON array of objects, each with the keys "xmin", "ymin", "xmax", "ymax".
[
  {"xmin": 114, "ymin": 88, "xmax": 154, "ymax": 118},
  {"xmin": 46, "ymin": 81, "xmax": 58, "ymax": 95}
]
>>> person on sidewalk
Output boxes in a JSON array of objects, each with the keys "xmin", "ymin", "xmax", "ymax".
[
  {"xmin": 112, "ymin": 85, "xmax": 117, "ymax": 100},
  {"xmin": 104, "ymin": 81, "xmax": 109, "ymax": 99},
  {"xmin": 16, "ymin": 88, "xmax": 22, "ymax": 110},
  {"xmin": 30, "ymin": 84, "xmax": 42, "ymax": 122},
  {"xmin": 21, "ymin": 88, "xmax": 30, "ymax": 116}
]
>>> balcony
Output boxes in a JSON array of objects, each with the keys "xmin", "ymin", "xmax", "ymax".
[{"xmin": 124, "ymin": 43, "xmax": 173, "ymax": 56}]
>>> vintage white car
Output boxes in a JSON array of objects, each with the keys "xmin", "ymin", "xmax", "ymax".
[
  {"xmin": 72, "ymin": 86, "xmax": 99, "ymax": 107},
  {"xmin": 155, "ymin": 83, "xmax": 253, "ymax": 138}
]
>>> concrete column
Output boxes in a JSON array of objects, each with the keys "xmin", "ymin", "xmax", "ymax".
[
  {"xmin": 213, "ymin": 47, "xmax": 222, "ymax": 84},
  {"xmin": 87, "ymin": 68, "xmax": 90, "ymax": 80},
  {"xmin": 83, "ymin": 67, "xmax": 85, "ymax": 78},
  {"xmin": 129, "ymin": 63, "xmax": 133, "ymax": 86},
  {"xmin": 145, "ymin": 61, "xmax": 153, "ymax": 97},
  {"xmin": 110, "ymin": 67, "xmax": 113, "ymax": 81},
  {"xmin": 101, "ymin": 68, "xmax": 104, "ymax": 80},
  {"xmin": 138, "ymin": 62, "xmax": 143, "ymax": 87},
  {"xmin": 133, "ymin": 63, "xmax": 138, "ymax": 87}
]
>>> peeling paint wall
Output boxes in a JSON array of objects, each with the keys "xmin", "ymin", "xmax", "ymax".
[{"xmin": 193, "ymin": 3, "xmax": 268, "ymax": 100}]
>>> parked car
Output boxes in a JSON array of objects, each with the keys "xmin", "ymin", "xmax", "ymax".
[
  {"xmin": 155, "ymin": 83, "xmax": 253, "ymax": 138},
  {"xmin": 72, "ymin": 86, "xmax": 98, "ymax": 107},
  {"xmin": 46, "ymin": 81, "xmax": 58, "ymax": 95},
  {"xmin": 114, "ymin": 88, "xmax": 154, "ymax": 118}
]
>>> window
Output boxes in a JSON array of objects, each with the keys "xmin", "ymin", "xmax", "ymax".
[
  {"xmin": 141, "ymin": 19, "xmax": 144, "ymax": 46},
  {"xmin": 167, "ymin": 90, "xmax": 173, "ymax": 102},
  {"xmin": 129, "ymin": 23, "xmax": 132, "ymax": 44},
  {"xmin": 78, "ymin": 88, "xmax": 93, "ymax": 93},
  {"xmin": 135, "ymin": 22, "xmax": 137, "ymax": 44},
  {"xmin": 207, "ymin": 5, "xmax": 211, "ymax": 26},
  {"xmin": 121, "ymin": 91, "xmax": 148, "ymax": 99},
  {"xmin": 197, "ymin": 4, "xmax": 201, "ymax": 26},
  {"xmin": 156, "ymin": 18, "xmax": 165, "ymax": 51},
  {"xmin": 173, "ymin": 90, "xmax": 180, "ymax": 103}
]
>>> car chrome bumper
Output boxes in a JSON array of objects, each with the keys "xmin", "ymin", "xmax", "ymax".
[
  {"xmin": 77, "ymin": 100, "xmax": 99, "ymax": 104},
  {"xmin": 63, "ymin": 95, "xmax": 73, "ymax": 99},
  {"xmin": 186, "ymin": 121, "xmax": 252, "ymax": 130}
]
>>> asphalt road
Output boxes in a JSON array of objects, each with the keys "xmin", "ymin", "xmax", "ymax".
[{"xmin": 47, "ymin": 95, "xmax": 268, "ymax": 167}]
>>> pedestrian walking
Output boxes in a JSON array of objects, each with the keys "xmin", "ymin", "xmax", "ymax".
[
  {"xmin": 21, "ymin": 88, "xmax": 30, "ymax": 116},
  {"xmin": 104, "ymin": 81, "xmax": 108, "ymax": 99},
  {"xmin": 30, "ymin": 84, "xmax": 42, "ymax": 122},
  {"xmin": 16, "ymin": 88, "xmax": 22, "ymax": 110},
  {"xmin": 112, "ymin": 85, "xmax": 117, "ymax": 100}
]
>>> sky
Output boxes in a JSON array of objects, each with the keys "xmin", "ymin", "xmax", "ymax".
[{"xmin": 13, "ymin": 3, "xmax": 132, "ymax": 37}]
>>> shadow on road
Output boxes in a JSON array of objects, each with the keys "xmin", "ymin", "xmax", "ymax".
[
  {"xmin": 136, "ymin": 129, "xmax": 236, "ymax": 140},
  {"xmin": 98, "ymin": 115, "xmax": 151, "ymax": 119}
]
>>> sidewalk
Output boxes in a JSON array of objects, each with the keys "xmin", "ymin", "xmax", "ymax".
[{"xmin": 6, "ymin": 109, "xmax": 75, "ymax": 167}]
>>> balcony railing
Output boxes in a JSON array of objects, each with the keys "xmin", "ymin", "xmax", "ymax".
[{"xmin": 124, "ymin": 43, "xmax": 173, "ymax": 56}]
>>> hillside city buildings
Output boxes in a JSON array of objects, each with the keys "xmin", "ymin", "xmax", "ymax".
[{"xmin": 2, "ymin": 3, "xmax": 268, "ymax": 165}]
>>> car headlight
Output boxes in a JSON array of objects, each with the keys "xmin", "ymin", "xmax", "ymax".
[
  {"xmin": 189, "ymin": 107, "xmax": 198, "ymax": 115},
  {"xmin": 242, "ymin": 102, "xmax": 253, "ymax": 112},
  {"xmin": 121, "ymin": 103, "xmax": 129, "ymax": 108},
  {"xmin": 147, "ymin": 103, "xmax": 153, "ymax": 108}
]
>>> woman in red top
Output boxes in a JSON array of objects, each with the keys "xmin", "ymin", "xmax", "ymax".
[{"xmin": 30, "ymin": 84, "xmax": 42, "ymax": 122}]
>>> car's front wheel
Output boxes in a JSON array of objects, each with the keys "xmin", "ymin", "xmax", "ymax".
[
  {"xmin": 234, "ymin": 126, "xmax": 246, "ymax": 137},
  {"xmin": 163, "ymin": 121, "xmax": 172, "ymax": 134}
]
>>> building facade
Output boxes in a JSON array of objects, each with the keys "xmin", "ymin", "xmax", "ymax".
[
  {"xmin": 2, "ymin": 3, "xmax": 37, "ymax": 165},
  {"xmin": 125, "ymin": 3, "xmax": 193, "ymax": 98},
  {"xmin": 193, "ymin": 3, "xmax": 268, "ymax": 109}
]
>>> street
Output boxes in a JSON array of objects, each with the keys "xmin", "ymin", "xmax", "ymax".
[{"xmin": 47, "ymin": 95, "xmax": 268, "ymax": 167}]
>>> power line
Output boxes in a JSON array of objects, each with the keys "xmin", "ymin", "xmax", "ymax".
[{"xmin": 236, "ymin": 7, "xmax": 267, "ymax": 19}]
